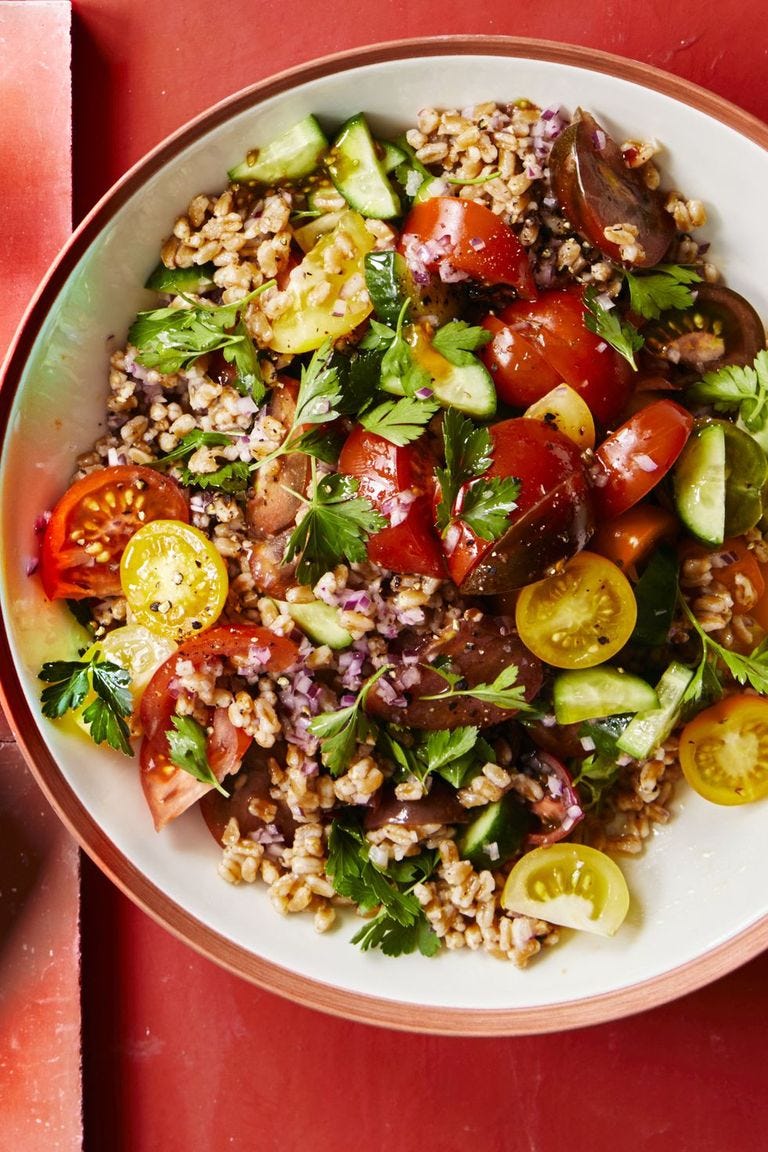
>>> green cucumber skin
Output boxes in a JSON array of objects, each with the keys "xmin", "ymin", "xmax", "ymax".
[
  {"xmin": 326, "ymin": 113, "xmax": 401, "ymax": 220},
  {"xmin": 553, "ymin": 668, "xmax": 658, "ymax": 725},
  {"xmin": 380, "ymin": 347, "xmax": 496, "ymax": 419},
  {"xmin": 616, "ymin": 662, "xmax": 694, "ymax": 761},
  {"xmin": 145, "ymin": 262, "xmax": 216, "ymax": 293},
  {"xmin": 458, "ymin": 794, "xmax": 531, "ymax": 870},
  {"xmin": 228, "ymin": 115, "xmax": 328, "ymax": 185}
]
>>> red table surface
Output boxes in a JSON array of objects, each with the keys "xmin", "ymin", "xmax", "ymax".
[{"xmin": 17, "ymin": 1, "xmax": 768, "ymax": 1148}]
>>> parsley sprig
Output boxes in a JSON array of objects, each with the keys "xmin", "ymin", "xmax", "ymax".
[
  {"xmin": 166, "ymin": 715, "xmax": 229, "ymax": 796},
  {"xmin": 153, "ymin": 429, "xmax": 250, "ymax": 493},
  {"xmin": 624, "ymin": 265, "xmax": 702, "ymax": 320},
  {"xmin": 431, "ymin": 320, "xmax": 493, "ymax": 364},
  {"xmin": 680, "ymin": 592, "xmax": 768, "ymax": 705},
  {"xmin": 360, "ymin": 300, "xmax": 432, "ymax": 397},
  {"xmin": 421, "ymin": 661, "xmax": 536, "ymax": 713},
  {"xmin": 359, "ymin": 394, "xmax": 439, "ymax": 446},
  {"xmin": 686, "ymin": 350, "xmax": 768, "ymax": 443},
  {"xmin": 39, "ymin": 653, "xmax": 133, "ymax": 756},
  {"xmin": 435, "ymin": 408, "xmax": 520, "ymax": 540},
  {"xmin": 326, "ymin": 815, "xmax": 440, "ymax": 958},
  {"xmin": 281, "ymin": 461, "xmax": 387, "ymax": 586},
  {"xmin": 128, "ymin": 284, "xmax": 273, "ymax": 400},
  {"xmin": 306, "ymin": 664, "xmax": 393, "ymax": 776},
  {"xmin": 377, "ymin": 724, "xmax": 488, "ymax": 789},
  {"xmin": 583, "ymin": 285, "xmax": 644, "ymax": 370}
]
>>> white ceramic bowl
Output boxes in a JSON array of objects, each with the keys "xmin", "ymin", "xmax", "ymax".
[{"xmin": 2, "ymin": 38, "xmax": 768, "ymax": 1035}]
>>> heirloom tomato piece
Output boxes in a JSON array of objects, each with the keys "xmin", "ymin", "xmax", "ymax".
[
  {"xmin": 502, "ymin": 843, "xmax": 630, "ymax": 937},
  {"xmin": 679, "ymin": 695, "xmax": 768, "ymax": 806},
  {"xmin": 139, "ymin": 625, "xmax": 298, "ymax": 830},
  {"xmin": 444, "ymin": 418, "xmax": 594, "ymax": 595},
  {"xmin": 40, "ymin": 465, "xmax": 189, "ymax": 600},
  {"xmin": 339, "ymin": 424, "xmax": 446, "ymax": 579},
  {"xmin": 398, "ymin": 196, "xmax": 537, "ymax": 298}
]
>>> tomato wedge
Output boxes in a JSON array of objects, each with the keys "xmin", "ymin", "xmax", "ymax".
[
  {"xmin": 679, "ymin": 695, "xmax": 768, "ymax": 805},
  {"xmin": 339, "ymin": 424, "xmax": 446, "ymax": 579},
  {"xmin": 398, "ymin": 197, "xmax": 537, "ymax": 298},
  {"xmin": 139, "ymin": 625, "xmax": 298, "ymax": 830},
  {"xmin": 40, "ymin": 465, "xmax": 189, "ymax": 600},
  {"xmin": 592, "ymin": 399, "xmax": 694, "ymax": 521},
  {"xmin": 484, "ymin": 287, "xmax": 634, "ymax": 426}
]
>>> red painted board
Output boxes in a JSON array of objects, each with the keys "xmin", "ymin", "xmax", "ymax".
[{"xmin": 0, "ymin": 3, "xmax": 81, "ymax": 1150}]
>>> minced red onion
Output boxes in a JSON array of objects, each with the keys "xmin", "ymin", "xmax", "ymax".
[
  {"xmin": 593, "ymin": 128, "xmax": 607, "ymax": 150},
  {"xmin": 443, "ymin": 522, "xmax": 460, "ymax": 556},
  {"xmin": 415, "ymin": 386, "xmax": 434, "ymax": 400},
  {"xmin": 635, "ymin": 454, "xmax": 659, "ymax": 473},
  {"xmin": 341, "ymin": 590, "xmax": 372, "ymax": 612},
  {"xmin": 25, "ymin": 557, "xmax": 39, "ymax": 576},
  {"xmin": 580, "ymin": 735, "xmax": 596, "ymax": 752},
  {"xmin": 381, "ymin": 487, "xmax": 416, "ymax": 528},
  {"xmin": 339, "ymin": 693, "xmax": 357, "ymax": 708},
  {"xmin": 486, "ymin": 841, "xmax": 500, "ymax": 862},
  {"xmin": 439, "ymin": 262, "xmax": 470, "ymax": 284},
  {"xmin": 399, "ymin": 665, "xmax": 421, "ymax": 690},
  {"xmin": 468, "ymin": 236, "xmax": 486, "ymax": 251},
  {"xmin": 33, "ymin": 511, "xmax": 51, "ymax": 535}
]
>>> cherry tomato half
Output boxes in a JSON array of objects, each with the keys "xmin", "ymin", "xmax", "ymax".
[
  {"xmin": 139, "ymin": 625, "xmax": 298, "ymax": 830},
  {"xmin": 515, "ymin": 551, "xmax": 637, "ymax": 669},
  {"xmin": 592, "ymin": 399, "xmax": 694, "ymax": 521},
  {"xmin": 502, "ymin": 842, "xmax": 630, "ymax": 937},
  {"xmin": 485, "ymin": 287, "xmax": 634, "ymax": 426},
  {"xmin": 120, "ymin": 520, "xmax": 229, "ymax": 643},
  {"xmin": 445, "ymin": 418, "xmax": 594, "ymax": 594},
  {"xmin": 679, "ymin": 695, "xmax": 768, "ymax": 806},
  {"xmin": 398, "ymin": 197, "xmax": 537, "ymax": 298},
  {"xmin": 339, "ymin": 424, "xmax": 446, "ymax": 579},
  {"xmin": 591, "ymin": 503, "xmax": 679, "ymax": 572},
  {"xmin": 40, "ymin": 465, "xmax": 189, "ymax": 600}
]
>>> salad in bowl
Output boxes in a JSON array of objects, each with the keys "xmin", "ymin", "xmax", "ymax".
[{"xmin": 30, "ymin": 91, "xmax": 768, "ymax": 972}]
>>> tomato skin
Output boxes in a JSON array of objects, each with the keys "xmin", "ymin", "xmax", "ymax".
[
  {"xmin": 591, "ymin": 503, "xmax": 680, "ymax": 572},
  {"xmin": 445, "ymin": 418, "xmax": 594, "ymax": 594},
  {"xmin": 339, "ymin": 425, "xmax": 446, "ymax": 579},
  {"xmin": 523, "ymin": 751, "xmax": 584, "ymax": 847},
  {"xmin": 40, "ymin": 465, "xmax": 189, "ymax": 600},
  {"xmin": 139, "ymin": 625, "xmax": 298, "ymax": 830},
  {"xmin": 679, "ymin": 695, "xmax": 768, "ymax": 806},
  {"xmin": 480, "ymin": 315, "xmax": 562, "ymax": 407},
  {"xmin": 492, "ymin": 288, "xmax": 634, "ymax": 426},
  {"xmin": 592, "ymin": 399, "xmax": 694, "ymax": 521},
  {"xmin": 398, "ymin": 197, "xmax": 537, "ymax": 299}
]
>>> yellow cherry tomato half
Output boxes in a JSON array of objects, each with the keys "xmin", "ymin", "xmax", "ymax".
[
  {"xmin": 502, "ymin": 843, "xmax": 630, "ymax": 937},
  {"xmin": 515, "ymin": 550, "xmax": 637, "ymax": 669},
  {"xmin": 679, "ymin": 694, "xmax": 768, "ymax": 805},
  {"xmin": 120, "ymin": 520, "xmax": 228, "ymax": 642},
  {"xmin": 523, "ymin": 382, "xmax": 596, "ymax": 450}
]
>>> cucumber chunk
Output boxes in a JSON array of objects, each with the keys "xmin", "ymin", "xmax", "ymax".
[
  {"xmin": 145, "ymin": 262, "xmax": 216, "ymax": 293},
  {"xmin": 326, "ymin": 113, "xmax": 401, "ymax": 220},
  {"xmin": 616, "ymin": 661, "xmax": 694, "ymax": 761},
  {"xmin": 381, "ymin": 322, "xmax": 496, "ymax": 419},
  {"xmin": 674, "ymin": 418, "xmax": 767, "ymax": 546},
  {"xmin": 553, "ymin": 667, "xmax": 658, "ymax": 725},
  {"xmin": 228, "ymin": 114, "xmax": 328, "ymax": 185},
  {"xmin": 458, "ymin": 793, "xmax": 532, "ymax": 871},
  {"xmin": 275, "ymin": 600, "xmax": 353, "ymax": 650},
  {"xmin": 376, "ymin": 138, "xmax": 408, "ymax": 174}
]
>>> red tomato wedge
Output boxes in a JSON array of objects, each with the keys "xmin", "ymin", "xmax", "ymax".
[
  {"xmin": 484, "ymin": 288, "xmax": 634, "ymax": 425},
  {"xmin": 398, "ymin": 197, "xmax": 537, "ymax": 299},
  {"xmin": 40, "ymin": 465, "xmax": 189, "ymax": 600},
  {"xmin": 592, "ymin": 399, "xmax": 694, "ymax": 520},
  {"xmin": 443, "ymin": 417, "xmax": 594, "ymax": 594},
  {"xmin": 339, "ymin": 425, "xmax": 446, "ymax": 579},
  {"xmin": 139, "ymin": 625, "xmax": 298, "ymax": 830}
]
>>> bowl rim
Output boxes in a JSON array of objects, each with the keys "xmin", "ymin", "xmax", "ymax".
[{"xmin": 2, "ymin": 34, "xmax": 768, "ymax": 1036}]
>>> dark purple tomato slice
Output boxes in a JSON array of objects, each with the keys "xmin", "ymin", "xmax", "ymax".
[
  {"xmin": 642, "ymin": 283, "xmax": 766, "ymax": 375},
  {"xmin": 549, "ymin": 109, "xmax": 675, "ymax": 268}
]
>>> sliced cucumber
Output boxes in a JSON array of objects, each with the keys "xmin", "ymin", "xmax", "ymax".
[
  {"xmin": 553, "ymin": 667, "xmax": 658, "ymax": 726},
  {"xmin": 228, "ymin": 114, "xmax": 328, "ymax": 185},
  {"xmin": 392, "ymin": 136, "xmax": 446, "ymax": 202},
  {"xmin": 381, "ymin": 322, "xmax": 497, "ymax": 419},
  {"xmin": 376, "ymin": 138, "xmax": 408, "ymax": 174},
  {"xmin": 616, "ymin": 661, "xmax": 694, "ymax": 761},
  {"xmin": 275, "ymin": 599, "xmax": 353, "ymax": 650},
  {"xmin": 145, "ymin": 262, "xmax": 216, "ymax": 293},
  {"xmin": 326, "ymin": 113, "xmax": 401, "ymax": 220},
  {"xmin": 458, "ymin": 793, "xmax": 532, "ymax": 871},
  {"xmin": 674, "ymin": 418, "xmax": 768, "ymax": 546},
  {"xmin": 673, "ymin": 420, "xmax": 726, "ymax": 546}
]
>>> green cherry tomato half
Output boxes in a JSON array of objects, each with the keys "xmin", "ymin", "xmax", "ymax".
[
  {"xmin": 502, "ymin": 843, "xmax": 631, "ymax": 937},
  {"xmin": 120, "ymin": 519, "xmax": 229, "ymax": 642}
]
